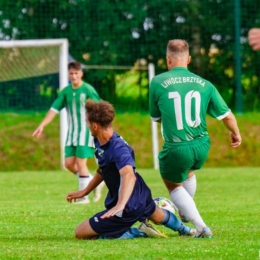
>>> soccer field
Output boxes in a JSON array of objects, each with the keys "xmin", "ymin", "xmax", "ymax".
[{"xmin": 1, "ymin": 168, "xmax": 259, "ymax": 260}]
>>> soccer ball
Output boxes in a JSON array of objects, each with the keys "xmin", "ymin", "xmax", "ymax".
[{"xmin": 154, "ymin": 197, "xmax": 176, "ymax": 214}]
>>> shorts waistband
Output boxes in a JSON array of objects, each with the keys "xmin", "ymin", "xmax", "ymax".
[{"xmin": 164, "ymin": 136, "xmax": 210, "ymax": 146}]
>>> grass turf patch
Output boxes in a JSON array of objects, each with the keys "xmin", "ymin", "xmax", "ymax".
[{"xmin": 0, "ymin": 168, "xmax": 259, "ymax": 259}]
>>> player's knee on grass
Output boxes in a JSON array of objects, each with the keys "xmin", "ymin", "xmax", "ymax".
[
  {"xmin": 74, "ymin": 221, "xmax": 98, "ymax": 240},
  {"xmin": 74, "ymin": 227, "xmax": 94, "ymax": 240},
  {"xmin": 74, "ymin": 226, "xmax": 85, "ymax": 239}
]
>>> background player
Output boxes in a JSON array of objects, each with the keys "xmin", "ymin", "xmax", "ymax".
[
  {"xmin": 33, "ymin": 61, "xmax": 103, "ymax": 204},
  {"xmin": 149, "ymin": 39, "xmax": 242, "ymax": 238},
  {"xmin": 66, "ymin": 100, "xmax": 196, "ymax": 239}
]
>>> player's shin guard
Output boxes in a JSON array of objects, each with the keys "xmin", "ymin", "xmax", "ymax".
[
  {"xmin": 160, "ymin": 209, "xmax": 183, "ymax": 231},
  {"xmin": 161, "ymin": 209, "xmax": 194, "ymax": 236}
]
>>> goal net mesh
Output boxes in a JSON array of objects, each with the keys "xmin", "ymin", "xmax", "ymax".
[
  {"xmin": 0, "ymin": 46, "xmax": 59, "ymax": 82},
  {"xmin": 0, "ymin": 45, "xmax": 61, "ymax": 112},
  {"xmin": 0, "ymin": 42, "xmax": 149, "ymax": 112}
]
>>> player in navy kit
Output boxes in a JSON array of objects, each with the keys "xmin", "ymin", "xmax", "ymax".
[{"xmin": 67, "ymin": 99, "xmax": 195, "ymax": 239}]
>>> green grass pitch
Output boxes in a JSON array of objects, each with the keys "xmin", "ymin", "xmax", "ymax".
[{"xmin": 0, "ymin": 168, "xmax": 259, "ymax": 260}]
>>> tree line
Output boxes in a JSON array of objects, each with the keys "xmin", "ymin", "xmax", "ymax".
[{"xmin": 0, "ymin": 0, "xmax": 260, "ymax": 112}]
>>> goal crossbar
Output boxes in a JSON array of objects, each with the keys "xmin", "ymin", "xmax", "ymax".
[{"xmin": 0, "ymin": 39, "xmax": 68, "ymax": 48}]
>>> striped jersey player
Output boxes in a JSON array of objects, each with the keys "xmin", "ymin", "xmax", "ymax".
[{"xmin": 33, "ymin": 61, "xmax": 102, "ymax": 204}]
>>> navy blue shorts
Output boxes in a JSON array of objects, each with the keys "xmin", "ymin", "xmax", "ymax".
[{"xmin": 89, "ymin": 200, "xmax": 156, "ymax": 238}]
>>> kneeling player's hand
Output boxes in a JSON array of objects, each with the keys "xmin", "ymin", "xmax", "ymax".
[
  {"xmin": 100, "ymin": 204, "xmax": 125, "ymax": 219},
  {"xmin": 67, "ymin": 190, "xmax": 86, "ymax": 203}
]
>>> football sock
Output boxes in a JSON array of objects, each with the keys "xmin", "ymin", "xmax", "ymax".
[
  {"xmin": 99, "ymin": 229, "xmax": 146, "ymax": 240},
  {"xmin": 170, "ymin": 186, "xmax": 206, "ymax": 232},
  {"xmin": 129, "ymin": 228, "xmax": 147, "ymax": 238},
  {"xmin": 78, "ymin": 174, "xmax": 93, "ymax": 191},
  {"xmin": 160, "ymin": 209, "xmax": 183, "ymax": 231},
  {"xmin": 179, "ymin": 174, "xmax": 197, "ymax": 218},
  {"xmin": 182, "ymin": 174, "xmax": 196, "ymax": 198}
]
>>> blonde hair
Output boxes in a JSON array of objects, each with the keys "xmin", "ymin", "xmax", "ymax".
[{"xmin": 166, "ymin": 39, "xmax": 189, "ymax": 59}]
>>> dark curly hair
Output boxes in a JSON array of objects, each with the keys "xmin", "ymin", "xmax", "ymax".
[{"xmin": 86, "ymin": 100, "xmax": 115, "ymax": 127}]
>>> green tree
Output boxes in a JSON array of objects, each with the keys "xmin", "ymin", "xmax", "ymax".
[{"xmin": 0, "ymin": 0, "xmax": 260, "ymax": 111}]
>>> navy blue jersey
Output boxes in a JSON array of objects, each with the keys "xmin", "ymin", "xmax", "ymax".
[{"xmin": 94, "ymin": 132, "xmax": 153, "ymax": 214}]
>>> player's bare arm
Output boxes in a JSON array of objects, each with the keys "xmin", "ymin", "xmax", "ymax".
[
  {"xmin": 67, "ymin": 171, "xmax": 103, "ymax": 203},
  {"xmin": 67, "ymin": 189, "xmax": 87, "ymax": 203},
  {"xmin": 87, "ymin": 171, "xmax": 103, "ymax": 192},
  {"xmin": 222, "ymin": 112, "xmax": 242, "ymax": 148},
  {"xmin": 101, "ymin": 165, "xmax": 136, "ymax": 219},
  {"xmin": 32, "ymin": 109, "xmax": 57, "ymax": 138},
  {"xmin": 248, "ymin": 28, "xmax": 260, "ymax": 51}
]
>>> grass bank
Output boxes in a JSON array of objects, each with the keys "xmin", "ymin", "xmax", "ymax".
[{"xmin": 0, "ymin": 112, "xmax": 259, "ymax": 171}]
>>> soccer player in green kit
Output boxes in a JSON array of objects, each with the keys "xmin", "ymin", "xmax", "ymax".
[
  {"xmin": 149, "ymin": 39, "xmax": 242, "ymax": 238},
  {"xmin": 33, "ymin": 61, "xmax": 103, "ymax": 204}
]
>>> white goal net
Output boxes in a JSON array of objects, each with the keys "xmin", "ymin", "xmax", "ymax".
[{"xmin": 0, "ymin": 39, "xmax": 69, "ymax": 168}]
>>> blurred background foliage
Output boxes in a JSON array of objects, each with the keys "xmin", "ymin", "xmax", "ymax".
[{"xmin": 0, "ymin": 0, "xmax": 260, "ymax": 112}]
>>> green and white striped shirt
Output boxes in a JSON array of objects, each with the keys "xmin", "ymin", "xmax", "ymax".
[{"xmin": 51, "ymin": 82, "xmax": 100, "ymax": 147}]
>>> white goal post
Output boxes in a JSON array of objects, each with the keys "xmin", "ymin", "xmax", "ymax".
[
  {"xmin": 0, "ymin": 39, "xmax": 69, "ymax": 169},
  {"xmin": 148, "ymin": 63, "xmax": 159, "ymax": 170}
]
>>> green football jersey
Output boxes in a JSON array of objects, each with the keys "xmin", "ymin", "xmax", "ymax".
[
  {"xmin": 149, "ymin": 67, "xmax": 230, "ymax": 143},
  {"xmin": 51, "ymin": 82, "xmax": 100, "ymax": 147}
]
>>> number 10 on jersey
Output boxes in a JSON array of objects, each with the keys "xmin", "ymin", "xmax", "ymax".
[{"xmin": 169, "ymin": 91, "xmax": 201, "ymax": 130}]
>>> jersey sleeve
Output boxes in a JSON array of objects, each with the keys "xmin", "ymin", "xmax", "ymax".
[
  {"xmin": 51, "ymin": 88, "xmax": 66, "ymax": 113},
  {"xmin": 149, "ymin": 78, "xmax": 161, "ymax": 120},
  {"xmin": 88, "ymin": 85, "xmax": 100, "ymax": 101},
  {"xmin": 207, "ymin": 86, "xmax": 231, "ymax": 120},
  {"xmin": 113, "ymin": 143, "xmax": 135, "ymax": 170}
]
